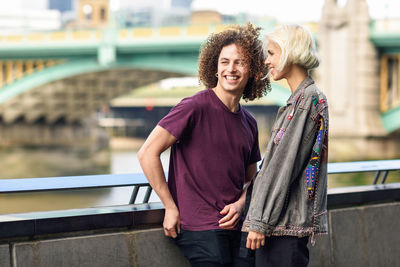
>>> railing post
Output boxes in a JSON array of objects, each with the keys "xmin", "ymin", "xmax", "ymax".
[
  {"xmin": 143, "ymin": 186, "xmax": 152, "ymax": 204},
  {"xmin": 372, "ymin": 171, "xmax": 381, "ymax": 184},
  {"xmin": 129, "ymin": 186, "xmax": 140, "ymax": 204},
  {"xmin": 381, "ymin": 171, "xmax": 389, "ymax": 184}
]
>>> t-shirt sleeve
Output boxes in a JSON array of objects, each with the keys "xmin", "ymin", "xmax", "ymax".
[
  {"xmin": 158, "ymin": 97, "xmax": 196, "ymax": 140},
  {"xmin": 249, "ymin": 126, "xmax": 261, "ymax": 165}
]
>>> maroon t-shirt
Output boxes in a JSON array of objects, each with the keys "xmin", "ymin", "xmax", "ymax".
[{"xmin": 158, "ymin": 89, "xmax": 261, "ymax": 231}]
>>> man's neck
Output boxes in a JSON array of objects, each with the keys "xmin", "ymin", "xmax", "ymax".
[{"xmin": 212, "ymin": 87, "xmax": 242, "ymax": 112}]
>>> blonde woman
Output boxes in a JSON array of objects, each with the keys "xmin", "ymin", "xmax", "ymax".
[{"xmin": 242, "ymin": 24, "xmax": 329, "ymax": 267}]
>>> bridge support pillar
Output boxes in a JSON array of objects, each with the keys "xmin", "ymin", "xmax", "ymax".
[{"xmin": 317, "ymin": 0, "xmax": 400, "ymax": 160}]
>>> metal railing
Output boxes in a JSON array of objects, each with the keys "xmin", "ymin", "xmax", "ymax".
[
  {"xmin": 0, "ymin": 173, "xmax": 154, "ymax": 205},
  {"xmin": 0, "ymin": 25, "xmax": 228, "ymax": 45},
  {"xmin": 1, "ymin": 159, "xmax": 400, "ymax": 202},
  {"xmin": 327, "ymin": 159, "xmax": 400, "ymax": 184}
]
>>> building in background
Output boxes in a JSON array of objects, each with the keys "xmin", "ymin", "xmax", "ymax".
[
  {"xmin": 116, "ymin": 0, "xmax": 191, "ymax": 27},
  {"xmin": 77, "ymin": 0, "xmax": 109, "ymax": 28},
  {"xmin": 49, "ymin": 0, "xmax": 76, "ymax": 27},
  {"xmin": 63, "ymin": 0, "xmax": 109, "ymax": 29},
  {"xmin": 0, "ymin": 9, "xmax": 61, "ymax": 34},
  {"xmin": 171, "ymin": 0, "xmax": 193, "ymax": 9},
  {"xmin": 190, "ymin": 10, "xmax": 222, "ymax": 24},
  {"xmin": 0, "ymin": 0, "xmax": 61, "ymax": 34},
  {"xmin": 49, "ymin": 0, "xmax": 73, "ymax": 13}
]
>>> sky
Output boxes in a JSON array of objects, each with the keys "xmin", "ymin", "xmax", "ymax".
[
  {"xmin": 0, "ymin": 0, "xmax": 399, "ymax": 23},
  {"xmin": 191, "ymin": 0, "xmax": 400, "ymax": 22}
]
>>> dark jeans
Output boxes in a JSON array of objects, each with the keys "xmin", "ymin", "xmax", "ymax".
[
  {"xmin": 255, "ymin": 236, "xmax": 309, "ymax": 267},
  {"xmin": 174, "ymin": 229, "xmax": 255, "ymax": 267}
]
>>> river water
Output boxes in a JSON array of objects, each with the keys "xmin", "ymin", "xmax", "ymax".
[{"xmin": 0, "ymin": 144, "xmax": 169, "ymax": 214}]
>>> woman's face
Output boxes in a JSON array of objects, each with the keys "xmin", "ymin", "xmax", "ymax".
[{"xmin": 265, "ymin": 42, "xmax": 289, "ymax": 81}]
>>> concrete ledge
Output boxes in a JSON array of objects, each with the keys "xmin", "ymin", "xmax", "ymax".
[
  {"xmin": 133, "ymin": 229, "xmax": 189, "ymax": 267},
  {"xmin": 327, "ymin": 183, "xmax": 400, "ymax": 207},
  {"xmin": 0, "ymin": 244, "xmax": 10, "ymax": 267},
  {"xmin": 3, "ymin": 183, "xmax": 400, "ymax": 240},
  {"xmin": 13, "ymin": 233, "xmax": 131, "ymax": 267},
  {"xmin": 1, "ymin": 192, "xmax": 399, "ymax": 266},
  {"xmin": 308, "ymin": 235, "xmax": 331, "ymax": 267},
  {"xmin": 6, "ymin": 202, "xmax": 400, "ymax": 266},
  {"xmin": 329, "ymin": 202, "xmax": 400, "ymax": 266},
  {"xmin": 0, "ymin": 203, "xmax": 165, "ymax": 239},
  {"xmin": 12, "ymin": 229, "xmax": 189, "ymax": 267},
  {"xmin": 308, "ymin": 202, "xmax": 400, "ymax": 267}
]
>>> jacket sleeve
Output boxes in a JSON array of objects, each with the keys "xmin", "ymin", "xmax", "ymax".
[{"xmin": 305, "ymin": 115, "xmax": 328, "ymax": 200}]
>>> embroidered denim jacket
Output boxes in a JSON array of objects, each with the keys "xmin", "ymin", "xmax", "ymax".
[{"xmin": 242, "ymin": 76, "xmax": 329, "ymax": 242}]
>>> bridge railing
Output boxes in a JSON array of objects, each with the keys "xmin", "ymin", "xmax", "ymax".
[
  {"xmin": 1, "ymin": 160, "xmax": 400, "ymax": 202},
  {"xmin": 0, "ymin": 25, "xmax": 230, "ymax": 45},
  {"xmin": 0, "ymin": 173, "xmax": 153, "ymax": 205},
  {"xmin": 0, "ymin": 160, "xmax": 398, "ymax": 200},
  {"xmin": 327, "ymin": 159, "xmax": 400, "ymax": 184},
  {"xmin": 0, "ymin": 159, "xmax": 400, "ymax": 239}
]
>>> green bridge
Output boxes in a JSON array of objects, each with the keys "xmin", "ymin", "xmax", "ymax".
[{"xmin": 0, "ymin": 19, "xmax": 399, "ymax": 148}]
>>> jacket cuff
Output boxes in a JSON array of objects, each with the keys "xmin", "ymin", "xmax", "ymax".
[{"xmin": 242, "ymin": 219, "xmax": 271, "ymax": 235}]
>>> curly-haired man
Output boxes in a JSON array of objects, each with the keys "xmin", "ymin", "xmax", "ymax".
[{"xmin": 138, "ymin": 23, "xmax": 270, "ymax": 267}]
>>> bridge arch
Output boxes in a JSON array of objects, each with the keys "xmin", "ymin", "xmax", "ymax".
[
  {"xmin": 0, "ymin": 60, "xmax": 194, "ymax": 124},
  {"xmin": 0, "ymin": 56, "xmax": 199, "ymax": 106},
  {"xmin": 0, "ymin": 57, "xmax": 291, "ymax": 124}
]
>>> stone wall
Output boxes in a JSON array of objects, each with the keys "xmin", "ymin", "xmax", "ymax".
[{"xmin": 308, "ymin": 202, "xmax": 400, "ymax": 267}]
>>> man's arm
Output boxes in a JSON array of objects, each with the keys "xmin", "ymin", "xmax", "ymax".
[
  {"xmin": 138, "ymin": 125, "xmax": 180, "ymax": 238},
  {"xmin": 218, "ymin": 163, "xmax": 257, "ymax": 229}
]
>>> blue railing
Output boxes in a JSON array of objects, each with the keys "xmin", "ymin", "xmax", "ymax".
[
  {"xmin": 327, "ymin": 159, "xmax": 400, "ymax": 184},
  {"xmin": 0, "ymin": 173, "xmax": 153, "ymax": 204},
  {"xmin": 1, "ymin": 160, "xmax": 399, "ymax": 199}
]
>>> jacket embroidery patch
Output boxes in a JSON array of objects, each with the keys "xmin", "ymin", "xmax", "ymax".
[
  {"xmin": 306, "ymin": 117, "xmax": 324, "ymax": 199},
  {"xmin": 287, "ymin": 95, "xmax": 300, "ymax": 121},
  {"xmin": 312, "ymin": 95, "xmax": 319, "ymax": 107},
  {"xmin": 274, "ymin": 129, "xmax": 286, "ymax": 145}
]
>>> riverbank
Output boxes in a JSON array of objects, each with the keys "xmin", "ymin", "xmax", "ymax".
[
  {"xmin": 109, "ymin": 136, "xmax": 145, "ymax": 151},
  {"xmin": 0, "ymin": 147, "xmax": 110, "ymax": 179}
]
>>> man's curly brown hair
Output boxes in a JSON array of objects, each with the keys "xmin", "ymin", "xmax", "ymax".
[{"xmin": 198, "ymin": 22, "xmax": 271, "ymax": 101}]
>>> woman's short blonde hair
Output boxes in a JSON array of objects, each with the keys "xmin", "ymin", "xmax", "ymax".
[{"xmin": 266, "ymin": 24, "xmax": 320, "ymax": 71}]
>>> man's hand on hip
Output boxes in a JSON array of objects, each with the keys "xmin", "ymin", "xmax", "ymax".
[{"xmin": 218, "ymin": 202, "xmax": 243, "ymax": 229}]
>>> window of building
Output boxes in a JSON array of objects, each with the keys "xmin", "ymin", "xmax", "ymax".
[
  {"xmin": 100, "ymin": 7, "xmax": 107, "ymax": 22},
  {"xmin": 380, "ymin": 54, "xmax": 400, "ymax": 112},
  {"xmin": 83, "ymin": 4, "xmax": 93, "ymax": 20}
]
